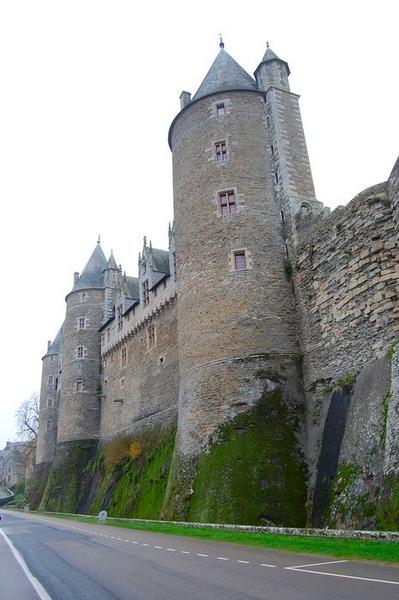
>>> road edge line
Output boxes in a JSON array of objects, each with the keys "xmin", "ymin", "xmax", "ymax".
[{"xmin": 0, "ymin": 529, "xmax": 53, "ymax": 600}]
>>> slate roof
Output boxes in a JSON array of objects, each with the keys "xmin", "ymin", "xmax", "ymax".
[
  {"xmin": 106, "ymin": 252, "xmax": 118, "ymax": 270},
  {"xmin": 44, "ymin": 324, "xmax": 64, "ymax": 358},
  {"xmin": 71, "ymin": 243, "xmax": 108, "ymax": 293},
  {"xmin": 151, "ymin": 248, "xmax": 170, "ymax": 274},
  {"xmin": 125, "ymin": 276, "xmax": 139, "ymax": 300},
  {"xmin": 192, "ymin": 48, "xmax": 258, "ymax": 101},
  {"xmin": 254, "ymin": 46, "xmax": 290, "ymax": 77}
]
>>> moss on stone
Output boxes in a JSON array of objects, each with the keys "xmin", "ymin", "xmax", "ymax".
[
  {"xmin": 187, "ymin": 388, "xmax": 307, "ymax": 526},
  {"xmin": 24, "ymin": 463, "xmax": 51, "ymax": 510},
  {"xmin": 327, "ymin": 462, "xmax": 375, "ymax": 528},
  {"xmin": 88, "ymin": 426, "xmax": 176, "ymax": 519},
  {"xmin": 40, "ymin": 441, "xmax": 97, "ymax": 513},
  {"xmin": 376, "ymin": 475, "xmax": 399, "ymax": 530}
]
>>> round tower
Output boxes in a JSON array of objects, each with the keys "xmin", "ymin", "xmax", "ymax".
[
  {"xmin": 56, "ymin": 242, "xmax": 108, "ymax": 444},
  {"xmin": 36, "ymin": 328, "xmax": 63, "ymax": 464},
  {"xmin": 165, "ymin": 44, "xmax": 306, "ymax": 523}
]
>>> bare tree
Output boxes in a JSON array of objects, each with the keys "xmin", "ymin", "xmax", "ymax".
[{"xmin": 15, "ymin": 393, "xmax": 39, "ymax": 442}]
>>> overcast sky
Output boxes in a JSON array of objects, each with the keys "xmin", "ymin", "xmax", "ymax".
[{"xmin": 0, "ymin": 1, "xmax": 397, "ymax": 448}]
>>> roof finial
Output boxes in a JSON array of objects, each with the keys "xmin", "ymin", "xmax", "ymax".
[
  {"xmin": 266, "ymin": 41, "xmax": 270, "ymax": 49},
  {"xmin": 97, "ymin": 234, "xmax": 101, "ymax": 244},
  {"xmin": 219, "ymin": 34, "xmax": 224, "ymax": 49}
]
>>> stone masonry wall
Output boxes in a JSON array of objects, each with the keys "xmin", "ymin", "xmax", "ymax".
[
  {"xmin": 294, "ymin": 182, "xmax": 398, "ymax": 482},
  {"xmin": 388, "ymin": 156, "xmax": 399, "ymax": 237},
  {"xmin": 57, "ymin": 289, "xmax": 104, "ymax": 443},
  {"xmin": 100, "ymin": 299, "xmax": 178, "ymax": 439},
  {"xmin": 36, "ymin": 352, "xmax": 60, "ymax": 464}
]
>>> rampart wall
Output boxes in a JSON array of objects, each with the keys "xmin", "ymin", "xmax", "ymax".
[{"xmin": 100, "ymin": 299, "xmax": 178, "ymax": 439}]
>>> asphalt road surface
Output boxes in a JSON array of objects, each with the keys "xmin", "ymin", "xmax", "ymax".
[{"xmin": 1, "ymin": 510, "xmax": 399, "ymax": 600}]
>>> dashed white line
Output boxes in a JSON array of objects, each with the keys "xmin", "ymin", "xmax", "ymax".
[
  {"xmin": 181, "ymin": 550, "xmax": 190, "ymax": 554},
  {"xmin": 237, "ymin": 560, "xmax": 250, "ymax": 564},
  {"xmin": 260, "ymin": 563, "xmax": 276, "ymax": 568},
  {"xmin": 131, "ymin": 541, "xmax": 138, "ymax": 544},
  {"xmin": 142, "ymin": 543, "xmax": 150, "ymax": 547},
  {"xmin": 216, "ymin": 557, "xmax": 229, "ymax": 561},
  {"xmin": 197, "ymin": 553, "xmax": 208, "ymax": 557},
  {"xmin": 154, "ymin": 545, "xmax": 163, "ymax": 549},
  {"xmin": 166, "ymin": 548, "xmax": 177, "ymax": 552}
]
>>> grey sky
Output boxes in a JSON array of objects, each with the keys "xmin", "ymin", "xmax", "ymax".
[{"xmin": 0, "ymin": 0, "xmax": 397, "ymax": 447}]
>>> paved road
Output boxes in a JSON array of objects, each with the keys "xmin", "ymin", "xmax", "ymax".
[{"xmin": 1, "ymin": 510, "xmax": 399, "ymax": 600}]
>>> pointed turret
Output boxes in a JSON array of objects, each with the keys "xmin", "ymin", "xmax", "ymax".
[
  {"xmin": 192, "ymin": 47, "xmax": 257, "ymax": 101},
  {"xmin": 103, "ymin": 250, "xmax": 122, "ymax": 321},
  {"xmin": 106, "ymin": 250, "xmax": 118, "ymax": 271},
  {"xmin": 254, "ymin": 43, "xmax": 290, "ymax": 92},
  {"xmin": 70, "ymin": 242, "xmax": 108, "ymax": 294}
]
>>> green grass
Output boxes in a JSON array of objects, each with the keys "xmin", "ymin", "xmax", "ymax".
[{"xmin": 29, "ymin": 512, "xmax": 399, "ymax": 563}]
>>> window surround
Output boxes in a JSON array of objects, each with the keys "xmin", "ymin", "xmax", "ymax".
[
  {"xmin": 46, "ymin": 420, "xmax": 52, "ymax": 431},
  {"xmin": 78, "ymin": 317, "xmax": 86, "ymax": 330},
  {"xmin": 77, "ymin": 345, "xmax": 84, "ymax": 359},
  {"xmin": 76, "ymin": 381, "xmax": 83, "ymax": 392},
  {"xmin": 147, "ymin": 324, "xmax": 156, "ymax": 349},
  {"xmin": 215, "ymin": 140, "xmax": 228, "ymax": 163},
  {"xmin": 230, "ymin": 248, "xmax": 251, "ymax": 271},
  {"xmin": 47, "ymin": 398, "xmax": 54, "ymax": 408},
  {"xmin": 121, "ymin": 346, "xmax": 127, "ymax": 367},
  {"xmin": 218, "ymin": 189, "xmax": 237, "ymax": 216}
]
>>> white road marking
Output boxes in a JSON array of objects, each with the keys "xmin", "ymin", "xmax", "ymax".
[
  {"xmin": 260, "ymin": 563, "xmax": 276, "ymax": 568},
  {"xmin": 237, "ymin": 560, "xmax": 250, "ymax": 564},
  {"xmin": 154, "ymin": 546, "xmax": 163, "ymax": 549},
  {"xmin": 216, "ymin": 557, "xmax": 229, "ymax": 561},
  {"xmin": 288, "ymin": 568, "xmax": 399, "ymax": 586},
  {"xmin": 131, "ymin": 541, "xmax": 138, "ymax": 544},
  {"xmin": 0, "ymin": 529, "xmax": 53, "ymax": 600},
  {"xmin": 181, "ymin": 550, "xmax": 190, "ymax": 554},
  {"xmin": 286, "ymin": 559, "xmax": 348, "ymax": 570},
  {"xmin": 167, "ymin": 548, "xmax": 177, "ymax": 552},
  {"xmin": 197, "ymin": 553, "xmax": 208, "ymax": 557},
  {"xmin": 142, "ymin": 543, "xmax": 150, "ymax": 547}
]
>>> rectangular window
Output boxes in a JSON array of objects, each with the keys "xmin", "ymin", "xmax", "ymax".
[
  {"xmin": 76, "ymin": 381, "xmax": 83, "ymax": 392},
  {"xmin": 219, "ymin": 190, "xmax": 236, "ymax": 216},
  {"xmin": 153, "ymin": 287, "xmax": 157, "ymax": 298},
  {"xmin": 117, "ymin": 305, "xmax": 123, "ymax": 331},
  {"xmin": 271, "ymin": 144, "xmax": 274, "ymax": 155},
  {"xmin": 147, "ymin": 324, "xmax": 156, "ymax": 348},
  {"xmin": 79, "ymin": 317, "xmax": 85, "ymax": 329},
  {"xmin": 81, "ymin": 292, "xmax": 87, "ymax": 302},
  {"xmin": 233, "ymin": 251, "xmax": 247, "ymax": 270},
  {"xmin": 216, "ymin": 102, "xmax": 225, "ymax": 116},
  {"xmin": 142, "ymin": 279, "xmax": 149, "ymax": 307},
  {"xmin": 275, "ymin": 172, "xmax": 279, "ymax": 183},
  {"xmin": 77, "ymin": 346, "xmax": 84, "ymax": 359},
  {"xmin": 215, "ymin": 141, "xmax": 227, "ymax": 162},
  {"xmin": 47, "ymin": 398, "xmax": 54, "ymax": 408},
  {"xmin": 48, "ymin": 375, "xmax": 53, "ymax": 385},
  {"xmin": 121, "ymin": 346, "xmax": 127, "ymax": 366},
  {"xmin": 46, "ymin": 420, "xmax": 52, "ymax": 431}
]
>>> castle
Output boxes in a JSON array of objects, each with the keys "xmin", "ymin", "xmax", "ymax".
[{"xmin": 34, "ymin": 42, "xmax": 399, "ymax": 528}]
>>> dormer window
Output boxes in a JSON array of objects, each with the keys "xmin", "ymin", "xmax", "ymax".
[
  {"xmin": 142, "ymin": 280, "xmax": 149, "ymax": 307},
  {"xmin": 117, "ymin": 305, "xmax": 123, "ymax": 331},
  {"xmin": 216, "ymin": 102, "xmax": 225, "ymax": 116}
]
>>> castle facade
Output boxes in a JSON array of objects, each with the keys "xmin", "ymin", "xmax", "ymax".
[{"xmin": 35, "ymin": 42, "xmax": 399, "ymax": 527}]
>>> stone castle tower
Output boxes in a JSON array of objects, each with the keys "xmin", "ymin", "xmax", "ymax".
[{"xmin": 34, "ymin": 41, "xmax": 399, "ymax": 529}]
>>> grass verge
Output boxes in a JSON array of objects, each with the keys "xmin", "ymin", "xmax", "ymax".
[{"xmin": 24, "ymin": 512, "xmax": 399, "ymax": 563}]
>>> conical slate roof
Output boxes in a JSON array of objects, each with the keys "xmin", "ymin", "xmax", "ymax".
[
  {"xmin": 192, "ymin": 48, "xmax": 258, "ymax": 101},
  {"xmin": 44, "ymin": 323, "xmax": 64, "ymax": 358},
  {"xmin": 254, "ymin": 45, "xmax": 290, "ymax": 77},
  {"xmin": 72, "ymin": 243, "xmax": 108, "ymax": 292},
  {"xmin": 106, "ymin": 251, "xmax": 118, "ymax": 270},
  {"xmin": 261, "ymin": 47, "xmax": 282, "ymax": 63}
]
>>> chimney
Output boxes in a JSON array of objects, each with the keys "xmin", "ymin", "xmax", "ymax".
[
  {"xmin": 47, "ymin": 340, "xmax": 52, "ymax": 351},
  {"xmin": 74, "ymin": 272, "xmax": 80, "ymax": 284},
  {"xmin": 180, "ymin": 91, "xmax": 191, "ymax": 109}
]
